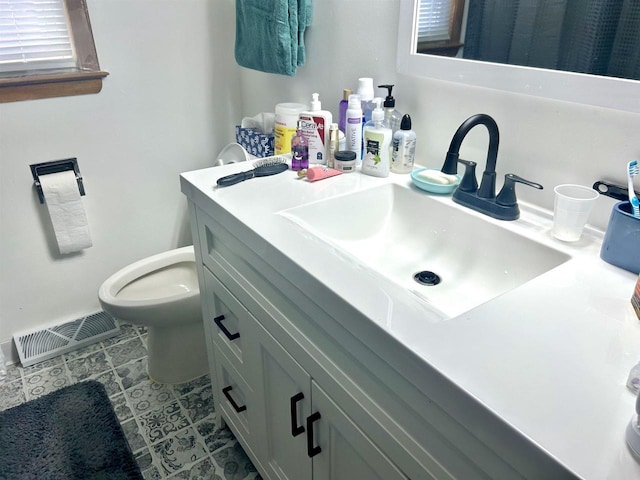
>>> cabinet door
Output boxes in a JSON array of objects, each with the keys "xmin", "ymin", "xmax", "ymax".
[
  {"xmin": 245, "ymin": 316, "xmax": 312, "ymax": 480},
  {"xmin": 311, "ymin": 380, "xmax": 409, "ymax": 480}
]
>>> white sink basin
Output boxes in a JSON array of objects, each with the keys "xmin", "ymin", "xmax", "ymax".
[{"xmin": 279, "ymin": 183, "xmax": 570, "ymax": 318}]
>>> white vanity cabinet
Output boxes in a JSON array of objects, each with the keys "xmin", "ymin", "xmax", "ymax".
[
  {"xmin": 197, "ymin": 217, "xmax": 408, "ymax": 480},
  {"xmin": 244, "ymin": 303, "xmax": 408, "ymax": 480},
  {"xmin": 183, "ymin": 171, "xmax": 585, "ymax": 480}
]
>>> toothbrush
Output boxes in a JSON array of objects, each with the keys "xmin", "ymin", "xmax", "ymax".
[{"xmin": 629, "ymin": 160, "xmax": 640, "ymax": 218}]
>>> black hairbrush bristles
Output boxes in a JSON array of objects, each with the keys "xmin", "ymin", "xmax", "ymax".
[{"xmin": 217, "ymin": 156, "xmax": 289, "ymax": 187}]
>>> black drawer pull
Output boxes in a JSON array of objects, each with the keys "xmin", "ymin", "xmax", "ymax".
[
  {"xmin": 306, "ymin": 411, "xmax": 321, "ymax": 458},
  {"xmin": 290, "ymin": 392, "xmax": 305, "ymax": 437},
  {"xmin": 222, "ymin": 385, "xmax": 246, "ymax": 413},
  {"xmin": 214, "ymin": 315, "xmax": 240, "ymax": 341}
]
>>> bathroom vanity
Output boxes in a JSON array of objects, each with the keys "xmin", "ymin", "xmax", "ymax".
[{"xmin": 181, "ymin": 162, "xmax": 640, "ymax": 480}]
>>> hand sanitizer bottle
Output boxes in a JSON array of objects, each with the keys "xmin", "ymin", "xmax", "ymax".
[{"xmin": 362, "ymin": 99, "xmax": 391, "ymax": 178}]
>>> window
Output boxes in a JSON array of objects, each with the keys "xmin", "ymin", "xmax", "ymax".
[
  {"xmin": 416, "ymin": 0, "xmax": 466, "ymax": 57},
  {"xmin": 0, "ymin": 0, "xmax": 108, "ymax": 102}
]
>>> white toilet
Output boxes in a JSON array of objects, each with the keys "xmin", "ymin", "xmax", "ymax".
[{"xmin": 98, "ymin": 245, "xmax": 207, "ymax": 384}]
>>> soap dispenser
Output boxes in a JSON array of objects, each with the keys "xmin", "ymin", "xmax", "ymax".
[
  {"xmin": 378, "ymin": 84, "xmax": 403, "ymax": 134},
  {"xmin": 362, "ymin": 98, "xmax": 391, "ymax": 178}
]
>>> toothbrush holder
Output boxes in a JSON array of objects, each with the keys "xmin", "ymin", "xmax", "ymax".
[{"xmin": 600, "ymin": 201, "xmax": 640, "ymax": 274}]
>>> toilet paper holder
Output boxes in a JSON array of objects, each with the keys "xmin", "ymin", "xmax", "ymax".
[{"xmin": 30, "ymin": 158, "xmax": 85, "ymax": 204}]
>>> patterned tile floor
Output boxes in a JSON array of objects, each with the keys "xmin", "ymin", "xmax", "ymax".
[{"xmin": 0, "ymin": 323, "xmax": 261, "ymax": 480}]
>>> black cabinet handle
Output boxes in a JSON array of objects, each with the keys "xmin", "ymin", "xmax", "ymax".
[
  {"xmin": 306, "ymin": 411, "xmax": 321, "ymax": 458},
  {"xmin": 222, "ymin": 385, "xmax": 246, "ymax": 413},
  {"xmin": 214, "ymin": 315, "xmax": 240, "ymax": 341},
  {"xmin": 290, "ymin": 392, "xmax": 305, "ymax": 437}
]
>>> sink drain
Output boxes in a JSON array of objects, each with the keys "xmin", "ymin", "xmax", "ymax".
[{"xmin": 414, "ymin": 271, "xmax": 441, "ymax": 286}]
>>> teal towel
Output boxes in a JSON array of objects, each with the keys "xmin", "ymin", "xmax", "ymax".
[{"xmin": 235, "ymin": 0, "xmax": 312, "ymax": 76}]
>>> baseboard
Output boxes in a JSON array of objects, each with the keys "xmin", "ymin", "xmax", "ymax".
[{"xmin": 1, "ymin": 339, "xmax": 19, "ymax": 367}]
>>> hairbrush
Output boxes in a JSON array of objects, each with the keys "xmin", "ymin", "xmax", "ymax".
[{"xmin": 216, "ymin": 157, "xmax": 288, "ymax": 187}]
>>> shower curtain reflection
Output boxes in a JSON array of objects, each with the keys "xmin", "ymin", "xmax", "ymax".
[{"xmin": 463, "ymin": 0, "xmax": 640, "ymax": 80}]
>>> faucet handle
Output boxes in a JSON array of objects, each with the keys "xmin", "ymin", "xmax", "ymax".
[
  {"xmin": 496, "ymin": 174, "xmax": 543, "ymax": 206},
  {"xmin": 457, "ymin": 159, "xmax": 478, "ymax": 192}
]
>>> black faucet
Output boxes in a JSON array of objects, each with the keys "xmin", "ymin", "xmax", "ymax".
[{"xmin": 442, "ymin": 114, "xmax": 542, "ymax": 220}]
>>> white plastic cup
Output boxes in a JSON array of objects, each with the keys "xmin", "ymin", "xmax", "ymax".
[{"xmin": 552, "ymin": 184, "xmax": 600, "ymax": 241}]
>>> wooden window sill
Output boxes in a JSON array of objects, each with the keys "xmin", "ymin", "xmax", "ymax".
[
  {"xmin": 0, "ymin": 71, "xmax": 109, "ymax": 103},
  {"xmin": 417, "ymin": 42, "xmax": 464, "ymax": 57}
]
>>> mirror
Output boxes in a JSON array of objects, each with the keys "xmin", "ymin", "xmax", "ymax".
[{"xmin": 397, "ymin": 0, "xmax": 640, "ymax": 113}]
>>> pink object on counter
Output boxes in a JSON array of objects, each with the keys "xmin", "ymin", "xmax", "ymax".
[{"xmin": 305, "ymin": 167, "xmax": 343, "ymax": 182}]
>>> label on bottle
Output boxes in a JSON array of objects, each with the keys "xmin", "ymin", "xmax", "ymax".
[
  {"xmin": 274, "ymin": 124, "xmax": 297, "ymax": 155},
  {"xmin": 345, "ymin": 116, "xmax": 362, "ymax": 160},
  {"xmin": 299, "ymin": 114, "xmax": 327, "ymax": 164},
  {"xmin": 391, "ymin": 135, "xmax": 416, "ymax": 173},
  {"xmin": 362, "ymin": 129, "xmax": 390, "ymax": 176}
]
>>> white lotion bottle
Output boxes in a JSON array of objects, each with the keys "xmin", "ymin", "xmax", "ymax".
[
  {"xmin": 362, "ymin": 99, "xmax": 391, "ymax": 177},
  {"xmin": 299, "ymin": 93, "xmax": 333, "ymax": 165},
  {"xmin": 357, "ymin": 77, "xmax": 376, "ymax": 123},
  {"xmin": 345, "ymin": 93, "xmax": 363, "ymax": 162},
  {"xmin": 391, "ymin": 114, "xmax": 416, "ymax": 174}
]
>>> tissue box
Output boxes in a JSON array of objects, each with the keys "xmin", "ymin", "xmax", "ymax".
[{"xmin": 235, "ymin": 125, "xmax": 274, "ymax": 158}]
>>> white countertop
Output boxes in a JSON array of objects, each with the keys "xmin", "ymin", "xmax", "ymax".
[{"xmin": 181, "ymin": 160, "xmax": 640, "ymax": 479}]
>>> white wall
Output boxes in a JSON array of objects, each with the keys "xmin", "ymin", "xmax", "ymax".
[
  {"xmin": 1, "ymin": 0, "xmax": 639, "ymax": 358},
  {"xmin": 0, "ymin": 0, "xmax": 242, "ymax": 355},
  {"xmin": 238, "ymin": 0, "xmax": 640, "ymax": 229}
]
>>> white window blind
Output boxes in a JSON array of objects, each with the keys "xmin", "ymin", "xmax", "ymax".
[
  {"xmin": 417, "ymin": 0, "xmax": 452, "ymax": 42},
  {"xmin": 0, "ymin": 0, "xmax": 76, "ymax": 73}
]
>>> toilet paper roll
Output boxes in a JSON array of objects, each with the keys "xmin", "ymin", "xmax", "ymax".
[{"xmin": 40, "ymin": 170, "xmax": 92, "ymax": 254}]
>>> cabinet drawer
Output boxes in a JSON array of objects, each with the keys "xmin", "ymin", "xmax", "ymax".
[
  {"xmin": 202, "ymin": 266, "xmax": 248, "ymax": 380},
  {"xmin": 215, "ymin": 347, "xmax": 253, "ymax": 447},
  {"xmin": 197, "ymin": 207, "xmax": 237, "ymax": 278}
]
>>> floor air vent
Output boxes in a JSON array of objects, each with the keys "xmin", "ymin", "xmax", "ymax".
[{"xmin": 13, "ymin": 311, "xmax": 120, "ymax": 367}]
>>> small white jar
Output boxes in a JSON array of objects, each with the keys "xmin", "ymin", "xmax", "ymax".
[{"xmin": 334, "ymin": 150, "xmax": 357, "ymax": 173}]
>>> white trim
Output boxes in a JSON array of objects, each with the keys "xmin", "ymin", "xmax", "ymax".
[
  {"xmin": 397, "ymin": 0, "xmax": 640, "ymax": 113},
  {"xmin": 1, "ymin": 339, "xmax": 18, "ymax": 367}
]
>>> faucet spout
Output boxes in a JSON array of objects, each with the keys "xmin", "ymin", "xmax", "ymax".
[
  {"xmin": 442, "ymin": 113, "xmax": 499, "ymax": 198},
  {"xmin": 445, "ymin": 113, "xmax": 543, "ymax": 220}
]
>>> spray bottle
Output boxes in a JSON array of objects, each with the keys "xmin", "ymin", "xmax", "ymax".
[{"xmin": 345, "ymin": 94, "xmax": 363, "ymax": 162}]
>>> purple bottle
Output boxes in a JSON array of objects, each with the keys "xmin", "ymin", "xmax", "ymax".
[
  {"xmin": 291, "ymin": 120, "xmax": 309, "ymax": 171},
  {"xmin": 338, "ymin": 88, "xmax": 352, "ymax": 134}
]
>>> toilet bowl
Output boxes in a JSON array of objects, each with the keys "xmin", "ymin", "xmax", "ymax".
[{"xmin": 98, "ymin": 245, "xmax": 207, "ymax": 384}]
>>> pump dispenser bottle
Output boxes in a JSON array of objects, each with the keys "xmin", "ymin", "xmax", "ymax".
[
  {"xmin": 378, "ymin": 84, "xmax": 403, "ymax": 134},
  {"xmin": 299, "ymin": 93, "xmax": 333, "ymax": 165},
  {"xmin": 357, "ymin": 77, "xmax": 376, "ymax": 123},
  {"xmin": 362, "ymin": 99, "xmax": 391, "ymax": 177},
  {"xmin": 345, "ymin": 94, "xmax": 363, "ymax": 162}
]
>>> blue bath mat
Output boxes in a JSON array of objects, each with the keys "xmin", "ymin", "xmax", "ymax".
[{"xmin": 0, "ymin": 380, "xmax": 143, "ymax": 479}]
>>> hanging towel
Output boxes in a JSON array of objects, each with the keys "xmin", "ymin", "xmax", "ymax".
[
  {"xmin": 235, "ymin": 0, "xmax": 312, "ymax": 76},
  {"xmin": 296, "ymin": 0, "xmax": 312, "ymax": 67}
]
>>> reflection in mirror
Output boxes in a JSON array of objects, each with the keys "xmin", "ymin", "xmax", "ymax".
[
  {"xmin": 397, "ymin": 0, "xmax": 640, "ymax": 113},
  {"xmin": 417, "ymin": 0, "xmax": 640, "ymax": 80}
]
